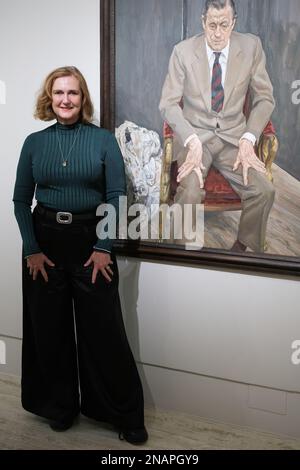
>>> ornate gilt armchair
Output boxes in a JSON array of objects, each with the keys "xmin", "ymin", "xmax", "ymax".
[{"xmin": 160, "ymin": 93, "xmax": 279, "ymax": 211}]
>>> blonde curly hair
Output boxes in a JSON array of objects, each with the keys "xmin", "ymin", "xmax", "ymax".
[{"xmin": 34, "ymin": 66, "xmax": 94, "ymax": 123}]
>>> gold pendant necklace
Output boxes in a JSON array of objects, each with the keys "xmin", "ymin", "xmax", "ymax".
[{"xmin": 56, "ymin": 124, "xmax": 81, "ymax": 167}]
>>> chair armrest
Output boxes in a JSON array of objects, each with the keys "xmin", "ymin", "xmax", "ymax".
[
  {"xmin": 257, "ymin": 133, "xmax": 279, "ymax": 183},
  {"xmin": 159, "ymin": 122, "xmax": 175, "ymax": 205},
  {"xmin": 160, "ymin": 136, "xmax": 173, "ymax": 204},
  {"xmin": 163, "ymin": 121, "xmax": 174, "ymax": 139},
  {"xmin": 262, "ymin": 121, "xmax": 276, "ymax": 136}
]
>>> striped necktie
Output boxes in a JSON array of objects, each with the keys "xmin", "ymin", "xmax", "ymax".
[{"xmin": 211, "ymin": 52, "xmax": 224, "ymax": 113}]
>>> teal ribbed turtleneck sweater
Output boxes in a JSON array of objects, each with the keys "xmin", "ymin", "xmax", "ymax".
[{"xmin": 13, "ymin": 121, "xmax": 126, "ymax": 257}]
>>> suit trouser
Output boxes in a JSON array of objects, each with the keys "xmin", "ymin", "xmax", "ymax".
[
  {"xmin": 174, "ymin": 136, "xmax": 275, "ymax": 252},
  {"xmin": 21, "ymin": 208, "xmax": 144, "ymax": 430}
]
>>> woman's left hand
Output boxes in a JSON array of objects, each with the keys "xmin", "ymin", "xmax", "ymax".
[{"xmin": 84, "ymin": 251, "xmax": 114, "ymax": 283}]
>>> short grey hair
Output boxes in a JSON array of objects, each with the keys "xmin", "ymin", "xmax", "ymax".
[{"xmin": 202, "ymin": 0, "xmax": 237, "ymax": 20}]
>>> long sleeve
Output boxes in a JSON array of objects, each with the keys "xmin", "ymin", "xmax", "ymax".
[
  {"xmin": 13, "ymin": 135, "xmax": 41, "ymax": 257},
  {"xmin": 246, "ymin": 36, "xmax": 275, "ymax": 140},
  {"xmin": 93, "ymin": 133, "xmax": 126, "ymax": 253},
  {"xmin": 159, "ymin": 46, "xmax": 196, "ymax": 145},
  {"xmin": 13, "ymin": 124, "xmax": 126, "ymax": 256}
]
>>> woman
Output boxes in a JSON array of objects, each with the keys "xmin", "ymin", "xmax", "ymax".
[{"xmin": 13, "ymin": 66, "xmax": 148, "ymax": 445}]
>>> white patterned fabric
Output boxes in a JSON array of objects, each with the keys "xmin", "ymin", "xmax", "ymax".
[{"xmin": 115, "ymin": 121, "xmax": 162, "ymax": 216}]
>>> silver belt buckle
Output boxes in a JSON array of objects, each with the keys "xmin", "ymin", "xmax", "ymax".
[{"xmin": 56, "ymin": 211, "xmax": 73, "ymax": 224}]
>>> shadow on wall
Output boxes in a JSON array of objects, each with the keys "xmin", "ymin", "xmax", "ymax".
[{"xmin": 118, "ymin": 258, "xmax": 154, "ymax": 408}]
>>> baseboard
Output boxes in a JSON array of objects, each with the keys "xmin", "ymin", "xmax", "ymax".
[{"xmin": 138, "ymin": 362, "xmax": 300, "ymax": 439}]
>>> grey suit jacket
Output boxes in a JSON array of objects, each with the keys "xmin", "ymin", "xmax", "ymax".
[{"xmin": 159, "ymin": 31, "xmax": 275, "ymax": 148}]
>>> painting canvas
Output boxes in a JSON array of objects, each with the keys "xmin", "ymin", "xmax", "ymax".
[{"xmin": 100, "ymin": 0, "xmax": 300, "ymax": 276}]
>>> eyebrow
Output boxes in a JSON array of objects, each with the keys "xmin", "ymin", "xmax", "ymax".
[{"xmin": 52, "ymin": 89, "xmax": 80, "ymax": 92}]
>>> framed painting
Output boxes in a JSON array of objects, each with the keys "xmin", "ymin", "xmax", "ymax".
[{"xmin": 100, "ymin": 0, "xmax": 300, "ymax": 276}]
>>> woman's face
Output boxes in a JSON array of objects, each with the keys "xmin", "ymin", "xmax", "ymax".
[{"xmin": 51, "ymin": 75, "xmax": 82, "ymax": 124}]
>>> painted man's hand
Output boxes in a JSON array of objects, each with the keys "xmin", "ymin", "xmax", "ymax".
[
  {"xmin": 233, "ymin": 138, "xmax": 266, "ymax": 186},
  {"xmin": 177, "ymin": 136, "xmax": 205, "ymax": 188}
]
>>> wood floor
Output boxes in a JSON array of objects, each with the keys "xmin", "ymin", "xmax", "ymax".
[
  {"xmin": 1, "ymin": 373, "xmax": 299, "ymax": 450},
  {"xmin": 203, "ymin": 164, "xmax": 300, "ymax": 255}
]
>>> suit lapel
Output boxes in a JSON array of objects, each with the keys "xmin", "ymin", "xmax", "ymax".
[
  {"xmin": 192, "ymin": 35, "xmax": 211, "ymax": 112},
  {"xmin": 223, "ymin": 34, "xmax": 243, "ymax": 109},
  {"xmin": 191, "ymin": 34, "xmax": 243, "ymax": 112}
]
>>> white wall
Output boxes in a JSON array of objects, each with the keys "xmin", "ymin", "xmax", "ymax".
[
  {"xmin": 117, "ymin": 259, "xmax": 300, "ymax": 438},
  {"xmin": 1, "ymin": 0, "xmax": 300, "ymax": 439},
  {"xmin": 118, "ymin": 259, "xmax": 300, "ymax": 392}
]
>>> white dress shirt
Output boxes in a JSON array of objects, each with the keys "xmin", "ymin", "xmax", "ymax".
[
  {"xmin": 184, "ymin": 40, "xmax": 256, "ymax": 147},
  {"xmin": 206, "ymin": 40, "xmax": 230, "ymax": 87}
]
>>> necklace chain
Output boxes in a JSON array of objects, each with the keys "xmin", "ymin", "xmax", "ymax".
[{"xmin": 56, "ymin": 124, "xmax": 81, "ymax": 167}]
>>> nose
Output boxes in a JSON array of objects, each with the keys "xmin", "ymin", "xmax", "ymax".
[
  {"xmin": 214, "ymin": 27, "xmax": 222, "ymax": 37},
  {"xmin": 62, "ymin": 93, "xmax": 71, "ymax": 104}
]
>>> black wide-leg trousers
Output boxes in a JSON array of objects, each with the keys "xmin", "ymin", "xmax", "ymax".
[{"xmin": 21, "ymin": 208, "xmax": 144, "ymax": 430}]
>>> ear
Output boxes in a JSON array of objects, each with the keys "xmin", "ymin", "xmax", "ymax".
[{"xmin": 201, "ymin": 15, "xmax": 206, "ymax": 30}]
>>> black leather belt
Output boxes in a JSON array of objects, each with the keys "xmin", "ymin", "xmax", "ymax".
[{"xmin": 35, "ymin": 204, "xmax": 98, "ymax": 224}]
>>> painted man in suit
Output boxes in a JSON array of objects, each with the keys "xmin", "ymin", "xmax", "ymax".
[{"xmin": 159, "ymin": 0, "xmax": 275, "ymax": 252}]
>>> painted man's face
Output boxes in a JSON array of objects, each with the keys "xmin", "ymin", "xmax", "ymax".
[{"xmin": 202, "ymin": 5, "xmax": 236, "ymax": 51}]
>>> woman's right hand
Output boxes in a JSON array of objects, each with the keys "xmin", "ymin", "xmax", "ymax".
[{"xmin": 26, "ymin": 253, "xmax": 55, "ymax": 282}]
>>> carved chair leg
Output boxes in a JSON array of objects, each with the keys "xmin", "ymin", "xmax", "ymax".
[
  {"xmin": 257, "ymin": 134, "xmax": 279, "ymax": 183},
  {"xmin": 159, "ymin": 137, "xmax": 173, "ymax": 239}
]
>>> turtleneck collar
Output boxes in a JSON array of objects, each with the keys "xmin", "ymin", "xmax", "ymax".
[{"xmin": 55, "ymin": 119, "xmax": 82, "ymax": 131}]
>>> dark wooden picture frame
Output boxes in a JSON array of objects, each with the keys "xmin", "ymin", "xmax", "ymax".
[{"xmin": 100, "ymin": 0, "xmax": 300, "ymax": 277}]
